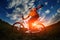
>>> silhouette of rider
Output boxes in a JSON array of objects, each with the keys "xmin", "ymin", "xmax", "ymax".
[{"xmin": 22, "ymin": 5, "xmax": 43, "ymax": 30}]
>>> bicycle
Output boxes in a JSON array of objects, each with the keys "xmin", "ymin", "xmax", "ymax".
[
  {"xmin": 13, "ymin": 16, "xmax": 45, "ymax": 33},
  {"xmin": 13, "ymin": 5, "xmax": 45, "ymax": 33}
]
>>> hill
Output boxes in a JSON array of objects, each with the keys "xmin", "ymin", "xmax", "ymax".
[
  {"xmin": 0, "ymin": 19, "xmax": 24, "ymax": 40},
  {"xmin": 0, "ymin": 19, "xmax": 60, "ymax": 40}
]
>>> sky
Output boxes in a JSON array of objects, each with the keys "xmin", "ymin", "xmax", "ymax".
[{"xmin": 0, "ymin": 0, "xmax": 60, "ymax": 26}]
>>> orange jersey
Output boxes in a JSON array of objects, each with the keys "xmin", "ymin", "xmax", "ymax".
[
  {"xmin": 29, "ymin": 8, "xmax": 39, "ymax": 17},
  {"xmin": 28, "ymin": 8, "xmax": 39, "ymax": 22}
]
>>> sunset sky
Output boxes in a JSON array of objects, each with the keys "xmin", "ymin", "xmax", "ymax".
[{"xmin": 0, "ymin": 0, "xmax": 60, "ymax": 26}]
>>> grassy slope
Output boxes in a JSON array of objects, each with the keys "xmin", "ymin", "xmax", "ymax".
[{"xmin": 0, "ymin": 19, "xmax": 60, "ymax": 40}]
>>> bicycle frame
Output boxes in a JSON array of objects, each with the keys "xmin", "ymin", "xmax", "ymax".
[{"xmin": 13, "ymin": 17, "xmax": 45, "ymax": 33}]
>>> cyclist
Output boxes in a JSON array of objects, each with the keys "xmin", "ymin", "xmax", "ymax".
[{"xmin": 22, "ymin": 5, "xmax": 43, "ymax": 30}]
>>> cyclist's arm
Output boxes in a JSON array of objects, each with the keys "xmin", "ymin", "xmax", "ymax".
[
  {"xmin": 22, "ymin": 15, "xmax": 30, "ymax": 20},
  {"xmin": 36, "ymin": 5, "xmax": 43, "ymax": 10}
]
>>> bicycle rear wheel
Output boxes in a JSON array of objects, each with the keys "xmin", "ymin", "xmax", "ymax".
[{"xmin": 13, "ymin": 22, "xmax": 24, "ymax": 30}]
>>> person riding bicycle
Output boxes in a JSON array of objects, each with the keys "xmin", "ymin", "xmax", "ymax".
[{"xmin": 22, "ymin": 5, "xmax": 43, "ymax": 30}]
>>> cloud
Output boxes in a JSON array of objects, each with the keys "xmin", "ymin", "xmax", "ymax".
[
  {"xmin": 45, "ymin": 2, "xmax": 48, "ymax": 5},
  {"xmin": 42, "ymin": 8, "xmax": 60, "ymax": 26},
  {"xmin": 51, "ymin": 6, "xmax": 53, "ymax": 9},
  {"xmin": 7, "ymin": 13, "xmax": 21, "ymax": 20},
  {"xmin": 7, "ymin": 0, "xmax": 22, "ymax": 8},
  {"xmin": 57, "ymin": 0, "xmax": 59, "ymax": 3},
  {"xmin": 57, "ymin": 8, "xmax": 60, "ymax": 13},
  {"xmin": 45, "ymin": 9, "xmax": 50, "ymax": 14},
  {"xmin": 7, "ymin": 0, "xmax": 35, "ymax": 8},
  {"xmin": 43, "ymin": 12, "xmax": 60, "ymax": 26},
  {"xmin": 6, "ymin": 0, "xmax": 35, "ymax": 22}
]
